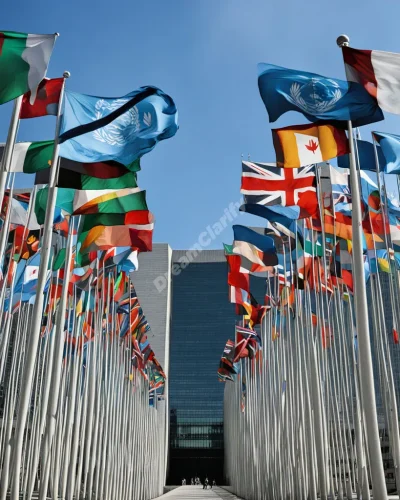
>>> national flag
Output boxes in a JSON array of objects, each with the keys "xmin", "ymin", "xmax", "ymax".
[
  {"xmin": 224, "ymin": 243, "xmax": 274, "ymax": 276},
  {"xmin": 78, "ymin": 224, "xmax": 153, "ymax": 254},
  {"xmin": 36, "ymin": 168, "xmax": 137, "ymax": 190},
  {"xmin": 257, "ymin": 62, "xmax": 384, "ymax": 127},
  {"xmin": 338, "ymin": 139, "xmax": 386, "ymax": 171},
  {"xmin": 232, "ymin": 238, "xmax": 278, "ymax": 267},
  {"xmin": 235, "ymin": 325, "xmax": 261, "ymax": 345},
  {"xmin": 0, "ymin": 141, "xmax": 141, "ymax": 177},
  {"xmin": 372, "ymin": 132, "xmax": 400, "ymax": 174},
  {"xmin": 80, "ymin": 211, "xmax": 153, "ymax": 232},
  {"xmin": 36, "ymin": 156, "xmax": 140, "ymax": 186},
  {"xmin": 34, "ymin": 187, "xmax": 146, "ymax": 223},
  {"xmin": 20, "ymin": 77, "xmax": 63, "ymax": 118},
  {"xmin": 0, "ymin": 32, "xmax": 56, "ymax": 105},
  {"xmin": 59, "ymin": 86, "xmax": 179, "ymax": 165},
  {"xmin": 12, "ymin": 227, "xmax": 40, "ymax": 260},
  {"xmin": 272, "ymin": 123, "xmax": 349, "ymax": 168},
  {"xmin": 2, "ymin": 196, "xmax": 40, "ymax": 230},
  {"xmin": 220, "ymin": 339, "xmax": 237, "ymax": 375},
  {"xmin": 324, "ymin": 208, "xmax": 384, "ymax": 250},
  {"xmin": 343, "ymin": 46, "xmax": 400, "ymax": 115},
  {"xmin": 241, "ymin": 161, "xmax": 318, "ymax": 217},
  {"xmin": 232, "ymin": 225, "xmax": 277, "ymax": 267},
  {"xmin": 228, "ymin": 270, "xmax": 250, "ymax": 293},
  {"xmin": 240, "ymin": 204, "xmax": 300, "ymax": 225},
  {"xmin": 112, "ymin": 249, "xmax": 139, "ymax": 273},
  {"xmin": 0, "ymin": 141, "xmax": 53, "ymax": 173},
  {"xmin": 319, "ymin": 164, "xmax": 351, "ymax": 206}
]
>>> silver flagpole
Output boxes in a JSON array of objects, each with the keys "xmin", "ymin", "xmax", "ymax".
[
  {"xmin": 0, "ymin": 96, "xmax": 23, "ymax": 219},
  {"xmin": 9, "ymin": 71, "xmax": 70, "ymax": 500},
  {"xmin": 38, "ymin": 220, "xmax": 74, "ymax": 500},
  {"xmin": 336, "ymin": 33, "xmax": 387, "ymax": 499}
]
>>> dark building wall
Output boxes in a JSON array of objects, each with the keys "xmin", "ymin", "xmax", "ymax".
[{"xmin": 167, "ymin": 250, "xmax": 265, "ymax": 484}]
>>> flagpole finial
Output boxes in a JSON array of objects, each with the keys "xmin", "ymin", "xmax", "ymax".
[
  {"xmin": 63, "ymin": 71, "xmax": 71, "ymax": 79},
  {"xmin": 336, "ymin": 34, "xmax": 350, "ymax": 47}
]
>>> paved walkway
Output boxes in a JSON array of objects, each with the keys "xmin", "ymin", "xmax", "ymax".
[{"xmin": 154, "ymin": 485, "xmax": 244, "ymax": 499}]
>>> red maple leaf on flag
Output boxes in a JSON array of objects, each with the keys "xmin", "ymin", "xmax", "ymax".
[{"xmin": 305, "ymin": 139, "xmax": 319, "ymax": 154}]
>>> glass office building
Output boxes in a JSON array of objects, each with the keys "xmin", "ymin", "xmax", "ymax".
[
  {"xmin": 132, "ymin": 244, "xmax": 265, "ymax": 484},
  {"xmin": 167, "ymin": 250, "xmax": 266, "ymax": 484}
]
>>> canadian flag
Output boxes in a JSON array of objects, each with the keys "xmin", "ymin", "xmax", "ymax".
[
  {"xmin": 343, "ymin": 46, "xmax": 400, "ymax": 115},
  {"xmin": 294, "ymin": 133, "xmax": 323, "ymax": 165}
]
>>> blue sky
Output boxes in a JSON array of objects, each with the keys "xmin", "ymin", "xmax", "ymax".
[{"xmin": 2, "ymin": 0, "xmax": 400, "ymax": 249}]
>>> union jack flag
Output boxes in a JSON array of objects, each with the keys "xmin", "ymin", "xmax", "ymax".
[{"xmin": 241, "ymin": 161, "xmax": 318, "ymax": 217}]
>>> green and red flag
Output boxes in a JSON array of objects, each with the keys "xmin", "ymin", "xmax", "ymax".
[{"xmin": 0, "ymin": 32, "xmax": 56, "ymax": 105}]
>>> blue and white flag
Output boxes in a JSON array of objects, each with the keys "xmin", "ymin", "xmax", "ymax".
[
  {"xmin": 373, "ymin": 132, "xmax": 400, "ymax": 174},
  {"xmin": 338, "ymin": 139, "xmax": 385, "ymax": 171},
  {"xmin": 257, "ymin": 63, "xmax": 384, "ymax": 127},
  {"xmin": 59, "ymin": 86, "xmax": 178, "ymax": 166}
]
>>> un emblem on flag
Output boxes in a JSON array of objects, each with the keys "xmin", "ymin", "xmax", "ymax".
[
  {"xmin": 288, "ymin": 79, "xmax": 342, "ymax": 115},
  {"xmin": 92, "ymin": 98, "xmax": 141, "ymax": 146}
]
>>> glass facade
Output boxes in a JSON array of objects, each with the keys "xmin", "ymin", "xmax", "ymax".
[{"xmin": 167, "ymin": 250, "xmax": 265, "ymax": 484}]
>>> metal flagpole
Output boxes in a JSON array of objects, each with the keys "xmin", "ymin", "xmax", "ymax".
[
  {"xmin": 9, "ymin": 71, "xmax": 70, "ymax": 500},
  {"xmin": 0, "ymin": 96, "xmax": 23, "ymax": 220},
  {"xmin": 38, "ymin": 221, "xmax": 74, "ymax": 500},
  {"xmin": 336, "ymin": 34, "xmax": 387, "ymax": 499}
]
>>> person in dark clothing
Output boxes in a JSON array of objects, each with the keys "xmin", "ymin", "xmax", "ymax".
[{"xmin": 203, "ymin": 477, "xmax": 208, "ymax": 489}]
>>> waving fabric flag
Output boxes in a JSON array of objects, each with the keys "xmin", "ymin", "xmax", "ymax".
[
  {"xmin": 319, "ymin": 164, "xmax": 351, "ymax": 206},
  {"xmin": 241, "ymin": 161, "xmax": 318, "ymax": 217},
  {"xmin": 78, "ymin": 224, "xmax": 153, "ymax": 254},
  {"xmin": 0, "ymin": 141, "xmax": 53, "ymax": 173},
  {"xmin": 338, "ymin": 139, "xmax": 385, "ymax": 171},
  {"xmin": 36, "ymin": 169, "xmax": 137, "ymax": 191},
  {"xmin": 0, "ymin": 32, "xmax": 56, "ymax": 105},
  {"xmin": 224, "ymin": 243, "xmax": 274, "ymax": 276},
  {"xmin": 59, "ymin": 86, "xmax": 178, "ymax": 165},
  {"xmin": 240, "ymin": 204, "xmax": 300, "ymax": 226},
  {"xmin": 34, "ymin": 187, "xmax": 146, "ymax": 223},
  {"xmin": 80, "ymin": 211, "xmax": 153, "ymax": 232},
  {"xmin": 3, "ymin": 196, "xmax": 40, "ymax": 230},
  {"xmin": 20, "ymin": 77, "xmax": 63, "ymax": 118},
  {"xmin": 373, "ymin": 132, "xmax": 400, "ymax": 174},
  {"xmin": 272, "ymin": 123, "xmax": 349, "ymax": 168},
  {"xmin": 257, "ymin": 63, "xmax": 383, "ymax": 127},
  {"xmin": 35, "ymin": 157, "xmax": 140, "ymax": 187},
  {"xmin": 343, "ymin": 46, "xmax": 400, "ymax": 115},
  {"xmin": 232, "ymin": 225, "xmax": 277, "ymax": 267}
]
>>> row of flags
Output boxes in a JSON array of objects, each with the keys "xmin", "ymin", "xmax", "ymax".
[
  {"xmin": 218, "ymin": 42, "xmax": 400, "ymax": 382},
  {"xmin": 0, "ymin": 30, "xmax": 180, "ymax": 400}
]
